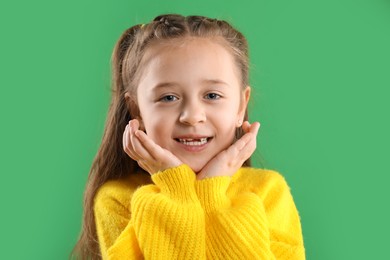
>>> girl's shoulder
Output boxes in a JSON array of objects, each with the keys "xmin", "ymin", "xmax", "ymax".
[
  {"xmin": 94, "ymin": 172, "xmax": 152, "ymax": 208},
  {"xmin": 233, "ymin": 167, "xmax": 286, "ymax": 185},
  {"xmin": 231, "ymin": 167, "xmax": 292, "ymax": 199}
]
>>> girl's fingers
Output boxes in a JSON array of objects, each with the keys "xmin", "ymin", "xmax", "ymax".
[
  {"xmin": 240, "ymin": 122, "xmax": 260, "ymax": 158},
  {"xmin": 234, "ymin": 122, "xmax": 259, "ymax": 151},
  {"xmin": 123, "ymin": 124, "xmax": 138, "ymax": 160},
  {"xmin": 228, "ymin": 121, "xmax": 260, "ymax": 162},
  {"xmin": 134, "ymin": 130, "xmax": 160, "ymax": 160},
  {"xmin": 232, "ymin": 133, "xmax": 252, "ymax": 154},
  {"xmin": 122, "ymin": 124, "xmax": 128, "ymax": 151},
  {"xmin": 123, "ymin": 119, "xmax": 182, "ymax": 174},
  {"xmin": 197, "ymin": 122, "xmax": 261, "ymax": 179},
  {"xmin": 135, "ymin": 130, "xmax": 182, "ymax": 167},
  {"xmin": 123, "ymin": 120, "xmax": 150, "ymax": 161},
  {"xmin": 250, "ymin": 121, "xmax": 261, "ymax": 135},
  {"xmin": 242, "ymin": 121, "xmax": 251, "ymax": 133},
  {"xmin": 130, "ymin": 127, "xmax": 154, "ymax": 161},
  {"xmin": 242, "ymin": 121, "xmax": 260, "ymax": 134}
]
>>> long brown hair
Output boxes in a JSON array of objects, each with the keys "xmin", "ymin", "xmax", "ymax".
[{"xmin": 72, "ymin": 14, "xmax": 251, "ymax": 259}]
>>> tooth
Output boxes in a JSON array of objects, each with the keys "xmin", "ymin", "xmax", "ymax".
[{"xmin": 178, "ymin": 137, "xmax": 208, "ymax": 146}]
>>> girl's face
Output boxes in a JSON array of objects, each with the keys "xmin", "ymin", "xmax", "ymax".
[{"xmin": 136, "ymin": 38, "xmax": 250, "ymax": 173}]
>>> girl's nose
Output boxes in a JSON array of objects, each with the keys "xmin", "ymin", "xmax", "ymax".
[{"xmin": 179, "ymin": 102, "xmax": 206, "ymax": 126}]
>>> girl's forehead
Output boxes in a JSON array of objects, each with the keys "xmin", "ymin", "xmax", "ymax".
[
  {"xmin": 143, "ymin": 36, "xmax": 231, "ymax": 61},
  {"xmin": 139, "ymin": 37, "xmax": 240, "ymax": 78},
  {"xmin": 136, "ymin": 37, "xmax": 243, "ymax": 94}
]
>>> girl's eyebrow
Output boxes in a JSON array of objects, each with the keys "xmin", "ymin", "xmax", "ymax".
[
  {"xmin": 152, "ymin": 79, "xmax": 229, "ymax": 90},
  {"xmin": 202, "ymin": 79, "xmax": 230, "ymax": 86},
  {"xmin": 152, "ymin": 82, "xmax": 178, "ymax": 90}
]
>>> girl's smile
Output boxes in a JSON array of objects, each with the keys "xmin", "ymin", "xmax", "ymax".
[
  {"xmin": 135, "ymin": 37, "xmax": 250, "ymax": 172},
  {"xmin": 174, "ymin": 135, "xmax": 212, "ymax": 152}
]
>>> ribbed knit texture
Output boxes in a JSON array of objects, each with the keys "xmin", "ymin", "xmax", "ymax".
[{"xmin": 94, "ymin": 165, "xmax": 305, "ymax": 259}]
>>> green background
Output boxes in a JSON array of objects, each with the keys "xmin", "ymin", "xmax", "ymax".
[{"xmin": 1, "ymin": 0, "xmax": 389, "ymax": 259}]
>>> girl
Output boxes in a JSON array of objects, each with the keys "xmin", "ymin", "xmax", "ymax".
[{"xmin": 73, "ymin": 14, "xmax": 305, "ymax": 259}]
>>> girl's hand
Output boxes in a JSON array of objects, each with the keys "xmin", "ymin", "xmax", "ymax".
[
  {"xmin": 196, "ymin": 121, "xmax": 260, "ymax": 180},
  {"xmin": 123, "ymin": 119, "xmax": 182, "ymax": 175}
]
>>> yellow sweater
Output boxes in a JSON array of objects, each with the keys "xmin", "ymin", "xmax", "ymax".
[{"xmin": 94, "ymin": 164, "xmax": 305, "ymax": 259}]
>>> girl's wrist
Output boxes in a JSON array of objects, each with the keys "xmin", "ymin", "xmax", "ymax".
[
  {"xmin": 194, "ymin": 176, "xmax": 231, "ymax": 213},
  {"xmin": 151, "ymin": 164, "xmax": 198, "ymax": 202}
]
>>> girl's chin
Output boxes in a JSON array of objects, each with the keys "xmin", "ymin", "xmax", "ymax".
[
  {"xmin": 179, "ymin": 158, "xmax": 208, "ymax": 174},
  {"xmin": 186, "ymin": 163, "xmax": 205, "ymax": 174}
]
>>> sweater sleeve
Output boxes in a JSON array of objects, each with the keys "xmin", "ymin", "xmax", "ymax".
[
  {"xmin": 194, "ymin": 170, "xmax": 305, "ymax": 260},
  {"xmin": 94, "ymin": 165, "xmax": 206, "ymax": 259},
  {"xmin": 261, "ymin": 172, "xmax": 305, "ymax": 259},
  {"xmin": 94, "ymin": 180, "xmax": 142, "ymax": 259}
]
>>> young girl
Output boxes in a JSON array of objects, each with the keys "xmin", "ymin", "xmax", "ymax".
[{"xmin": 73, "ymin": 14, "xmax": 305, "ymax": 259}]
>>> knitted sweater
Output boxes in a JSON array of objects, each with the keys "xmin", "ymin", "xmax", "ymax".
[{"xmin": 94, "ymin": 164, "xmax": 305, "ymax": 259}]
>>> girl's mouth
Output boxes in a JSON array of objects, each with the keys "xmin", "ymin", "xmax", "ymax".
[{"xmin": 175, "ymin": 137, "xmax": 212, "ymax": 146}]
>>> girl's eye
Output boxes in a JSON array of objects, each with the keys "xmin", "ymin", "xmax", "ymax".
[
  {"xmin": 205, "ymin": 93, "xmax": 221, "ymax": 100},
  {"xmin": 160, "ymin": 95, "xmax": 178, "ymax": 102}
]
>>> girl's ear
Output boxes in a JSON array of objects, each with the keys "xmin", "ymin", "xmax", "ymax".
[
  {"xmin": 237, "ymin": 86, "xmax": 251, "ymax": 127},
  {"xmin": 124, "ymin": 92, "xmax": 133, "ymax": 112}
]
